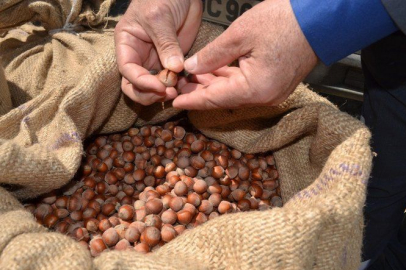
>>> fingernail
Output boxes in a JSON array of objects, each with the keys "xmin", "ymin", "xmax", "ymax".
[
  {"xmin": 185, "ymin": 55, "xmax": 197, "ymax": 72},
  {"xmin": 165, "ymin": 56, "xmax": 183, "ymax": 70}
]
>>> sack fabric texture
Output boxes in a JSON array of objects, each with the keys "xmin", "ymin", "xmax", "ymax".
[{"xmin": 0, "ymin": 0, "xmax": 372, "ymax": 269}]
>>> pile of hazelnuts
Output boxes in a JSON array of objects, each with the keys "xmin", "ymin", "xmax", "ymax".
[{"xmin": 24, "ymin": 119, "xmax": 281, "ymax": 256}]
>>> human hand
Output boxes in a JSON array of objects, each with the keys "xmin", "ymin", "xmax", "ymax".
[
  {"xmin": 173, "ymin": 0, "xmax": 318, "ymax": 110},
  {"xmin": 115, "ymin": 0, "xmax": 202, "ymax": 106}
]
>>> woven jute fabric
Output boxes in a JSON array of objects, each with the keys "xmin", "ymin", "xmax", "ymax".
[{"xmin": 0, "ymin": 0, "xmax": 372, "ymax": 269}]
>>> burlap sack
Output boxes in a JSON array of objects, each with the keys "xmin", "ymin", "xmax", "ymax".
[
  {"xmin": 0, "ymin": 0, "xmax": 372, "ymax": 269},
  {"xmin": 0, "ymin": 0, "xmax": 224, "ymax": 198}
]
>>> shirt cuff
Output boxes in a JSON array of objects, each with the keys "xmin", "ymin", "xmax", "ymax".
[{"xmin": 290, "ymin": 0, "xmax": 398, "ymax": 65}]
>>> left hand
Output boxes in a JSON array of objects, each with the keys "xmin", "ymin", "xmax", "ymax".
[
  {"xmin": 114, "ymin": 0, "xmax": 202, "ymax": 106},
  {"xmin": 172, "ymin": 0, "xmax": 318, "ymax": 110}
]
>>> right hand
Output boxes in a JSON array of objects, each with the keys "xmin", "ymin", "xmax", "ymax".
[{"xmin": 115, "ymin": 0, "xmax": 202, "ymax": 106}]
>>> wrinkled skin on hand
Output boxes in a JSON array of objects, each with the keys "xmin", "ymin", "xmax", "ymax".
[
  {"xmin": 173, "ymin": 0, "xmax": 318, "ymax": 110},
  {"xmin": 115, "ymin": 0, "xmax": 202, "ymax": 106}
]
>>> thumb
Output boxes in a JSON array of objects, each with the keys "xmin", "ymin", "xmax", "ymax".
[
  {"xmin": 143, "ymin": 15, "xmax": 185, "ymax": 72},
  {"xmin": 184, "ymin": 25, "xmax": 249, "ymax": 74}
]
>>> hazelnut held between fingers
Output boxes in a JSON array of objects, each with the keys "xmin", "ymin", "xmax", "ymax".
[
  {"xmin": 156, "ymin": 69, "xmax": 178, "ymax": 87},
  {"xmin": 156, "ymin": 68, "xmax": 178, "ymax": 110}
]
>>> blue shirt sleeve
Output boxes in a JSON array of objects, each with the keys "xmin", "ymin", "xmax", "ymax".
[{"xmin": 290, "ymin": 0, "xmax": 399, "ymax": 65}]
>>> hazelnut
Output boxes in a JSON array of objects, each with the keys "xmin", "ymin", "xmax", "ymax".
[
  {"xmin": 145, "ymin": 198, "xmax": 163, "ymax": 215},
  {"xmin": 115, "ymin": 239, "xmax": 131, "ymax": 251},
  {"xmin": 187, "ymin": 192, "xmax": 201, "ymax": 207},
  {"xmin": 143, "ymin": 214, "xmax": 162, "ymax": 229},
  {"xmin": 238, "ymin": 166, "xmax": 250, "ymax": 180},
  {"xmin": 161, "ymin": 225, "xmax": 177, "ymax": 242},
  {"xmin": 271, "ymin": 196, "xmax": 283, "ymax": 207},
  {"xmin": 182, "ymin": 203, "xmax": 197, "ymax": 215},
  {"xmin": 143, "ymin": 226, "xmax": 161, "ymax": 247},
  {"xmin": 169, "ymin": 197, "xmax": 184, "ymax": 212},
  {"xmin": 161, "ymin": 209, "xmax": 177, "ymax": 224},
  {"xmin": 218, "ymin": 201, "xmax": 231, "ymax": 214},
  {"xmin": 101, "ymin": 203, "xmax": 116, "ymax": 216},
  {"xmin": 84, "ymin": 218, "xmax": 99, "ymax": 232},
  {"xmin": 173, "ymin": 225, "xmax": 186, "ymax": 235},
  {"xmin": 133, "ymin": 169, "xmax": 146, "ymax": 181},
  {"xmin": 109, "ymin": 216, "xmax": 121, "ymax": 227},
  {"xmin": 177, "ymin": 210, "xmax": 193, "ymax": 225},
  {"xmin": 191, "ymin": 140, "xmax": 205, "ymax": 153},
  {"xmin": 226, "ymin": 166, "xmax": 238, "ymax": 179},
  {"xmin": 231, "ymin": 189, "xmax": 246, "ymax": 202},
  {"xmin": 212, "ymin": 166, "xmax": 224, "ymax": 179},
  {"xmin": 198, "ymin": 200, "xmax": 213, "ymax": 215},
  {"xmin": 157, "ymin": 69, "xmax": 178, "ymax": 87},
  {"xmin": 135, "ymin": 208, "xmax": 147, "ymax": 221},
  {"xmin": 134, "ymin": 242, "xmax": 150, "ymax": 253},
  {"xmin": 55, "ymin": 221, "xmax": 70, "ymax": 233},
  {"xmin": 173, "ymin": 126, "xmax": 186, "ymax": 139},
  {"xmin": 118, "ymin": 205, "xmax": 135, "ymax": 220},
  {"xmin": 43, "ymin": 214, "xmax": 59, "ymax": 228},
  {"xmin": 55, "ymin": 208, "xmax": 70, "ymax": 219},
  {"xmin": 102, "ymin": 227, "xmax": 119, "ymax": 247},
  {"xmin": 89, "ymin": 237, "xmax": 107, "ymax": 257},
  {"xmin": 176, "ymin": 157, "xmax": 190, "ymax": 169},
  {"xmin": 193, "ymin": 179, "xmax": 208, "ymax": 194},
  {"xmin": 208, "ymin": 193, "xmax": 222, "ymax": 207},
  {"xmin": 208, "ymin": 183, "xmax": 222, "ymax": 194},
  {"xmin": 194, "ymin": 212, "xmax": 208, "ymax": 225},
  {"xmin": 174, "ymin": 181, "xmax": 188, "ymax": 196},
  {"xmin": 209, "ymin": 212, "xmax": 220, "ymax": 220},
  {"xmin": 237, "ymin": 199, "xmax": 251, "ymax": 211},
  {"xmin": 98, "ymin": 219, "xmax": 112, "ymax": 232}
]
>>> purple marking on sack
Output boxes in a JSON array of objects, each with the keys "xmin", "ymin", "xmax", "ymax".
[
  {"xmin": 49, "ymin": 131, "xmax": 81, "ymax": 150},
  {"xmin": 71, "ymin": 132, "xmax": 80, "ymax": 140},
  {"xmin": 310, "ymin": 187, "xmax": 319, "ymax": 196},
  {"xmin": 22, "ymin": 116, "xmax": 30, "ymax": 124},
  {"xmin": 339, "ymin": 163, "xmax": 363, "ymax": 176},
  {"xmin": 302, "ymin": 190, "xmax": 311, "ymax": 199},
  {"xmin": 341, "ymin": 244, "xmax": 348, "ymax": 266},
  {"xmin": 292, "ymin": 162, "xmax": 365, "ymax": 201},
  {"xmin": 18, "ymin": 104, "xmax": 34, "ymax": 115},
  {"xmin": 361, "ymin": 175, "xmax": 370, "ymax": 185}
]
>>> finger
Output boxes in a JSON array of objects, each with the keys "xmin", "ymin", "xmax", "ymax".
[
  {"xmin": 123, "ymin": 64, "xmax": 166, "ymax": 93},
  {"xmin": 177, "ymin": 82, "xmax": 200, "ymax": 95},
  {"xmin": 115, "ymin": 31, "xmax": 166, "ymax": 93},
  {"xmin": 142, "ymin": 9, "xmax": 184, "ymax": 72},
  {"xmin": 122, "ymin": 78, "xmax": 166, "ymax": 106},
  {"xmin": 188, "ymin": 73, "xmax": 217, "ymax": 85},
  {"xmin": 177, "ymin": 0, "xmax": 203, "ymax": 54},
  {"xmin": 173, "ymin": 76, "xmax": 248, "ymax": 110},
  {"xmin": 184, "ymin": 23, "xmax": 251, "ymax": 74},
  {"xmin": 164, "ymin": 87, "xmax": 178, "ymax": 101},
  {"xmin": 212, "ymin": 66, "xmax": 240, "ymax": 77},
  {"xmin": 177, "ymin": 76, "xmax": 189, "ymax": 89},
  {"xmin": 173, "ymin": 83, "xmax": 225, "ymax": 110}
]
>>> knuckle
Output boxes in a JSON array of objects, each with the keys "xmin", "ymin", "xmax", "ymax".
[
  {"xmin": 144, "ymin": 4, "xmax": 168, "ymax": 23},
  {"xmin": 228, "ymin": 24, "xmax": 246, "ymax": 46},
  {"xmin": 199, "ymin": 46, "xmax": 220, "ymax": 68},
  {"xmin": 138, "ymin": 99, "xmax": 152, "ymax": 106},
  {"xmin": 157, "ymin": 39, "xmax": 179, "ymax": 54},
  {"xmin": 114, "ymin": 23, "xmax": 122, "ymax": 35},
  {"xmin": 117, "ymin": 63, "xmax": 125, "ymax": 75},
  {"xmin": 135, "ymin": 93, "xmax": 152, "ymax": 106},
  {"xmin": 121, "ymin": 79, "xmax": 127, "ymax": 90}
]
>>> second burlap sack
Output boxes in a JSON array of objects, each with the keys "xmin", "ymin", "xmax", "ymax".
[{"xmin": 0, "ymin": 0, "xmax": 372, "ymax": 269}]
